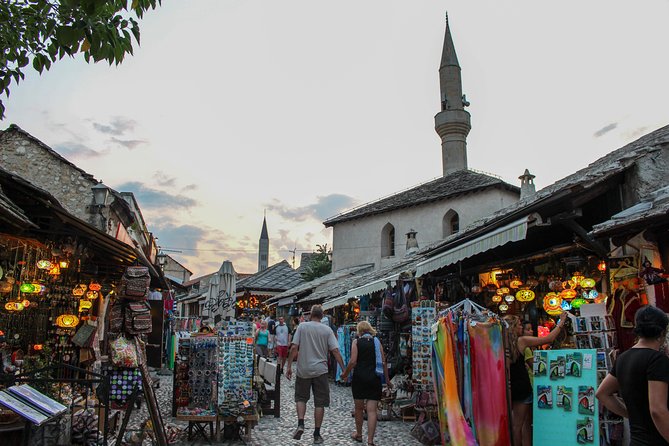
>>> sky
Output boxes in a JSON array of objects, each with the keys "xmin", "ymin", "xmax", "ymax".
[{"xmin": 3, "ymin": 0, "xmax": 669, "ymax": 277}]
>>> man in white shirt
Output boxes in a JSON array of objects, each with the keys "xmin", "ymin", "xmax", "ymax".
[
  {"xmin": 286, "ymin": 305, "xmax": 345, "ymax": 444},
  {"xmin": 275, "ymin": 316, "xmax": 290, "ymax": 371}
]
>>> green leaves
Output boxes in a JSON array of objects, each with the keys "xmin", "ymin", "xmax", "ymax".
[{"xmin": 0, "ymin": 0, "xmax": 162, "ymax": 119}]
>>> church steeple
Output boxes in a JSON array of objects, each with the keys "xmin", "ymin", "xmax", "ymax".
[
  {"xmin": 435, "ymin": 13, "xmax": 471, "ymax": 175},
  {"xmin": 258, "ymin": 213, "xmax": 269, "ymax": 272}
]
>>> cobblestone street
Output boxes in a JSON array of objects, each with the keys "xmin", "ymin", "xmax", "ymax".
[{"xmin": 129, "ymin": 370, "xmax": 423, "ymax": 446}]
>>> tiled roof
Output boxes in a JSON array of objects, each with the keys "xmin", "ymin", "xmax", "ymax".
[
  {"xmin": 182, "ymin": 273, "xmax": 215, "ymax": 287},
  {"xmin": 324, "ymin": 169, "xmax": 519, "ymax": 226},
  {"xmin": 591, "ymin": 185, "xmax": 669, "ymax": 236},
  {"xmin": 236, "ymin": 260, "xmax": 304, "ymax": 292},
  {"xmin": 416, "ymin": 124, "xmax": 669, "ymax": 255},
  {"xmin": 267, "ymin": 264, "xmax": 375, "ymax": 303}
]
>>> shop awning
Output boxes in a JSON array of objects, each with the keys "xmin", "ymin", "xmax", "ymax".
[
  {"xmin": 347, "ymin": 273, "xmax": 400, "ymax": 298},
  {"xmin": 415, "ymin": 216, "xmax": 531, "ymax": 277},
  {"xmin": 322, "ymin": 293, "xmax": 351, "ymax": 310}
]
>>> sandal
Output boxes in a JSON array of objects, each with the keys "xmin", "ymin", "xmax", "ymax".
[{"xmin": 351, "ymin": 432, "xmax": 362, "ymax": 442}]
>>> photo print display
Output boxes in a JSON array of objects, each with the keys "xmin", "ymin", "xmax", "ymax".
[
  {"xmin": 537, "ymin": 385, "xmax": 553, "ymax": 409},
  {"xmin": 577, "ymin": 386, "xmax": 595, "ymax": 415},
  {"xmin": 576, "ymin": 417, "xmax": 594, "ymax": 444},
  {"xmin": 556, "ymin": 386, "xmax": 573, "ymax": 411},
  {"xmin": 534, "ymin": 351, "xmax": 548, "ymax": 376}
]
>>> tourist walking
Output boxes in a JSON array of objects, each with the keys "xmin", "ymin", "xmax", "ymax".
[
  {"xmin": 503, "ymin": 312, "xmax": 566, "ymax": 446},
  {"xmin": 340, "ymin": 321, "xmax": 391, "ymax": 446},
  {"xmin": 285, "ymin": 305, "xmax": 346, "ymax": 444},
  {"xmin": 266, "ymin": 315, "xmax": 276, "ymax": 358},
  {"xmin": 254, "ymin": 320, "xmax": 269, "ymax": 358},
  {"xmin": 275, "ymin": 316, "xmax": 290, "ymax": 371},
  {"xmin": 596, "ymin": 306, "xmax": 669, "ymax": 445}
]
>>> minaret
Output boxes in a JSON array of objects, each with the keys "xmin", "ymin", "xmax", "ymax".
[
  {"xmin": 434, "ymin": 13, "xmax": 471, "ymax": 175},
  {"xmin": 258, "ymin": 213, "xmax": 269, "ymax": 272}
]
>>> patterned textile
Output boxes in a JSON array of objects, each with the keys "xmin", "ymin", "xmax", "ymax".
[{"xmin": 109, "ymin": 367, "xmax": 142, "ymax": 406}]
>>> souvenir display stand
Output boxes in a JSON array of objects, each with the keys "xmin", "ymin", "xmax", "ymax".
[
  {"xmin": 430, "ymin": 299, "xmax": 511, "ymax": 446},
  {"xmin": 533, "ymin": 348, "xmax": 599, "ymax": 445}
]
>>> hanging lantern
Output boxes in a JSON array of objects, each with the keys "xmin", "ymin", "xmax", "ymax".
[
  {"xmin": 86, "ymin": 290, "xmax": 99, "ymax": 300},
  {"xmin": 55, "ymin": 314, "xmax": 79, "ymax": 328},
  {"xmin": 509, "ymin": 278, "xmax": 524, "ymax": 289},
  {"xmin": 543, "ymin": 293, "xmax": 562, "ymax": 315},
  {"xmin": 560, "ymin": 289, "xmax": 578, "ymax": 300},
  {"xmin": 36, "ymin": 259, "xmax": 52, "ymax": 270},
  {"xmin": 72, "ymin": 284, "xmax": 86, "ymax": 297},
  {"xmin": 580, "ymin": 278, "xmax": 596, "ymax": 289},
  {"xmin": 491, "ymin": 294, "xmax": 502, "ymax": 303},
  {"xmin": 20, "ymin": 283, "xmax": 35, "ymax": 293},
  {"xmin": 5, "ymin": 301, "xmax": 24, "ymax": 312},
  {"xmin": 59, "ymin": 259, "xmax": 69, "ymax": 269},
  {"xmin": 561, "ymin": 300, "xmax": 572, "ymax": 311},
  {"xmin": 571, "ymin": 297, "xmax": 587, "ymax": 309},
  {"xmin": 515, "ymin": 289, "xmax": 536, "ymax": 302},
  {"xmin": 562, "ymin": 279, "xmax": 576, "ymax": 290},
  {"xmin": 0, "ymin": 281, "xmax": 12, "ymax": 293},
  {"xmin": 504, "ymin": 294, "xmax": 515, "ymax": 303},
  {"xmin": 584, "ymin": 289, "xmax": 599, "ymax": 300},
  {"xmin": 33, "ymin": 344, "xmax": 43, "ymax": 351},
  {"xmin": 548, "ymin": 280, "xmax": 563, "ymax": 291},
  {"xmin": 471, "ymin": 285, "xmax": 482, "ymax": 294},
  {"xmin": 597, "ymin": 261, "xmax": 607, "ymax": 272},
  {"xmin": 496, "ymin": 287, "xmax": 510, "ymax": 296},
  {"xmin": 21, "ymin": 299, "xmax": 31, "ymax": 308},
  {"xmin": 88, "ymin": 282, "xmax": 102, "ymax": 292},
  {"xmin": 594, "ymin": 293, "xmax": 608, "ymax": 304},
  {"xmin": 34, "ymin": 284, "xmax": 46, "ymax": 294},
  {"xmin": 571, "ymin": 272, "xmax": 585, "ymax": 287},
  {"xmin": 78, "ymin": 299, "xmax": 93, "ymax": 312},
  {"xmin": 498, "ymin": 303, "xmax": 509, "ymax": 312},
  {"xmin": 48, "ymin": 264, "xmax": 61, "ymax": 276}
]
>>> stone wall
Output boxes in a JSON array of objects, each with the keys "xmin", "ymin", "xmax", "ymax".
[{"xmin": 0, "ymin": 126, "xmax": 97, "ymax": 221}]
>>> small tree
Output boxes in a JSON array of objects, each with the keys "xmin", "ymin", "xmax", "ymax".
[
  {"xmin": 300, "ymin": 243, "xmax": 332, "ymax": 282},
  {"xmin": 0, "ymin": 0, "xmax": 161, "ymax": 118}
]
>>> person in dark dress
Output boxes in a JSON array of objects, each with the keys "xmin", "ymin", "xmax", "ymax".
[
  {"xmin": 340, "ymin": 321, "xmax": 391, "ymax": 446},
  {"xmin": 597, "ymin": 306, "xmax": 669, "ymax": 446},
  {"xmin": 503, "ymin": 312, "xmax": 566, "ymax": 446}
]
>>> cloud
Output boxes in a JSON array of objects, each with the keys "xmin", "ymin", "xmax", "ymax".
[
  {"xmin": 110, "ymin": 137, "xmax": 147, "ymax": 149},
  {"xmin": 623, "ymin": 126, "xmax": 649, "ymax": 140},
  {"xmin": 52, "ymin": 141, "xmax": 106, "ymax": 159},
  {"xmin": 153, "ymin": 171, "xmax": 177, "ymax": 188},
  {"xmin": 92, "ymin": 117, "xmax": 137, "ymax": 136},
  {"xmin": 115, "ymin": 181, "xmax": 198, "ymax": 209},
  {"xmin": 181, "ymin": 184, "xmax": 198, "ymax": 192},
  {"xmin": 593, "ymin": 122, "xmax": 618, "ymax": 137},
  {"xmin": 265, "ymin": 193, "xmax": 358, "ymax": 222},
  {"xmin": 152, "ymin": 223, "xmax": 207, "ymax": 251}
]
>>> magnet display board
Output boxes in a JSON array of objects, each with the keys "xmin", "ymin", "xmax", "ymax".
[{"xmin": 533, "ymin": 349, "xmax": 599, "ymax": 446}]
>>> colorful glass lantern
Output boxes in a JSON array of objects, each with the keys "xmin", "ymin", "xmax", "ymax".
[
  {"xmin": 594, "ymin": 293, "xmax": 608, "ymax": 304},
  {"xmin": 509, "ymin": 278, "xmax": 524, "ymax": 289},
  {"xmin": 36, "ymin": 259, "xmax": 52, "ymax": 270},
  {"xmin": 88, "ymin": 282, "xmax": 102, "ymax": 292},
  {"xmin": 584, "ymin": 289, "xmax": 599, "ymax": 300},
  {"xmin": 59, "ymin": 259, "xmax": 69, "ymax": 269},
  {"xmin": 55, "ymin": 314, "xmax": 79, "ymax": 328},
  {"xmin": 20, "ymin": 283, "xmax": 35, "ymax": 293},
  {"xmin": 4, "ymin": 301, "xmax": 24, "ymax": 311},
  {"xmin": 471, "ymin": 285, "xmax": 482, "ymax": 294},
  {"xmin": 525, "ymin": 278, "xmax": 539, "ymax": 288},
  {"xmin": 496, "ymin": 287, "xmax": 509, "ymax": 296},
  {"xmin": 491, "ymin": 294, "xmax": 502, "ymax": 303},
  {"xmin": 580, "ymin": 278, "xmax": 596, "ymax": 289},
  {"xmin": 21, "ymin": 299, "xmax": 31, "ymax": 308},
  {"xmin": 562, "ymin": 280, "xmax": 576, "ymax": 290},
  {"xmin": 515, "ymin": 289, "xmax": 536, "ymax": 302},
  {"xmin": 498, "ymin": 303, "xmax": 509, "ymax": 312},
  {"xmin": 597, "ymin": 261, "xmax": 607, "ymax": 272},
  {"xmin": 543, "ymin": 293, "xmax": 562, "ymax": 315},
  {"xmin": 78, "ymin": 299, "xmax": 93, "ymax": 312},
  {"xmin": 86, "ymin": 290, "xmax": 99, "ymax": 300},
  {"xmin": 571, "ymin": 297, "xmax": 587, "ymax": 309},
  {"xmin": 561, "ymin": 300, "xmax": 572, "ymax": 311},
  {"xmin": 560, "ymin": 289, "xmax": 578, "ymax": 300},
  {"xmin": 571, "ymin": 272, "xmax": 585, "ymax": 286},
  {"xmin": 48, "ymin": 264, "xmax": 61, "ymax": 276},
  {"xmin": 503, "ymin": 294, "xmax": 515, "ymax": 303},
  {"xmin": 72, "ymin": 284, "xmax": 87, "ymax": 297},
  {"xmin": 33, "ymin": 344, "xmax": 43, "ymax": 351},
  {"xmin": 548, "ymin": 280, "xmax": 563, "ymax": 291}
]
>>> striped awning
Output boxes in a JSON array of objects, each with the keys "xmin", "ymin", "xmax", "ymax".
[{"xmin": 415, "ymin": 216, "xmax": 531, "ymax": 277}]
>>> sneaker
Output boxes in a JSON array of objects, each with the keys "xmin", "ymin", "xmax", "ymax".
[
  {"xmin": 293, "ymin": 426, "xmax": 304, "ymax": 440},
  {"xmin": 313, "ymin": 434, "xmax": 324, "ymax": 444}
]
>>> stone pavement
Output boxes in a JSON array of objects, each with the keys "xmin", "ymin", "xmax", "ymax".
[{"xmin": 126, "ymin": 369, "xmax": 423, "ymax": 446}]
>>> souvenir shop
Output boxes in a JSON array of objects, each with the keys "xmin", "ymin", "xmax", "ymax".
[{"xmin": 172, "ymin": 318, "xmax": 259, "ymax": 442}]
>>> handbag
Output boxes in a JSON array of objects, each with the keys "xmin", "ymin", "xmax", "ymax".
[
  {"xmin": 392, "ymin": 289, "xmax": 409, "ymax": 323},
  {"xmin": 410, "ymin": 412, "xmax": 441, "ymax": 445},
  {"xmin": 108, "ymin": 300, "xmax": 125, "ymax": 335},
  {"xmin": 124, "ymin": 301, "xmax": 152, "ymax": 335},
  {"xmin": 120, "ymin": 266, "xmax": 150, "ymax": 301},
  {"xmin": 382, "ymin": 289, "xmax": 395, "ymax": 319},
  {"xmin": 109, "ymin": 336, "xmax": 138, "ymax": 368}
]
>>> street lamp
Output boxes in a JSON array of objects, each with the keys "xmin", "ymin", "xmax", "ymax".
[
  {"xmin": 91, "ymin": 182, "xmax": 110, "ymax": 207},
  {"xmin": 157, "ymin": 251, "xmax": 167, "ymax": 270}
]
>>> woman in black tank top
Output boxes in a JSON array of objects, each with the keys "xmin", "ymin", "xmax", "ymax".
[{"xmin": 340, "ymin": 321, "xmax": 391, "ymax": 446}]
